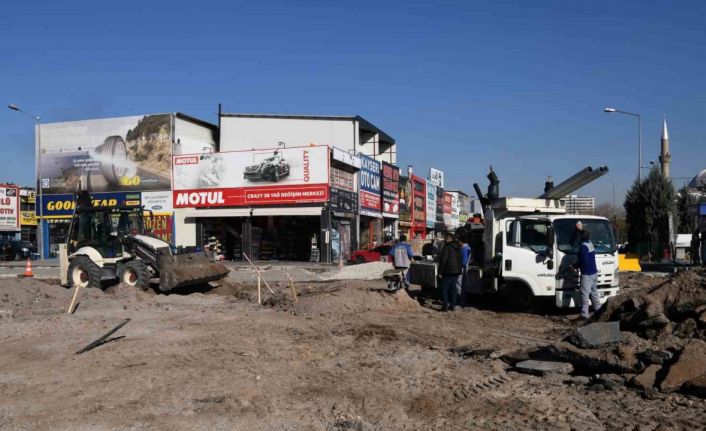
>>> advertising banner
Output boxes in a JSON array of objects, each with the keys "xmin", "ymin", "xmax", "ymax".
[
  {"xmin": 142, "ymin": 191, "xmax": 173, "ymax": 214},
  {"xmin": 0, "ymin": 185, "xmax": 20, "ymax": 231},
  {"xmin": 426, "ymin": 183, "xmax": 437, "ymax": 228},
  {"xmin": 39, "ymin": 192, "xmax": 142, "ymax": 218},
  {"xmin": 443, "ymin": 192, "xmax": 453, "ymax": 228},
  {"xmin": 398, "ymin": 176, "xmax": 412, "ymax": 223},
  {"xmin": 20, "ymin": 189, "xmax": 36, "ymax": 204},
  {"xmin": 21, "ymin": 211, "xmax": 37, "ymax": 226},
  {"xmin": 429, "ymin": 168, "xmax": 445, "ymax": 188},
  {"xmin": 144, "ymin": 214, "xmax": 173, "ymax": 243},
  {"xmin": 358, "ymin": 154, "xmax": 381, "ymax": 215},
  {"xmin": 412, "ymin": 176, "xmax": 426, "ymax": 225},
  {"xmin": 330, "ymin": 188, "xmax": 358, "ymax": 213},
  {"xmin": 435, "ymin": 186, "xmax": 444, "ymax": 228},
  {"xmin": 450, "ymin": 192, "xmax": 460, "ymax": 230},
  {"xmin": 330, "ymin": 166, "xmax": 355, "ymax": 192},
  {"xmin": 381, "ymin": 162, "xmax": 399, "ymax": 218},
  {"xmin": 39, "ymin": 114, "xmax": 172, "ymax": 194},
  {"xmin": 173, "ymin": 146, "xmax": 329, "ymax": 208}
]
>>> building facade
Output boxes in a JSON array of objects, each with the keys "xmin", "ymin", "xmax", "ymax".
[{"xmin": 562, "ymin": 195, "xmax": 595, "ymax": 215}]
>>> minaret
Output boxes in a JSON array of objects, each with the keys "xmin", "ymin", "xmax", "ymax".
[{"xmin": 659, "ymin": 118, "xmax": 671, "ymax": 178}]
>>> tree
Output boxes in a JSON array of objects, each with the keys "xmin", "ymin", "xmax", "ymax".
[{"xmin": 624, "ymin": 167, "xmax": 675, "ymax": 259}]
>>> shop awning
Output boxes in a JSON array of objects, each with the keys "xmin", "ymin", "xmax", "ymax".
[
  {"xmin": 180, "ymin": 208, "xmax": 253, "ymax": 218},
  {"xmin": 252, "ymin": 207, "xmax": 323, "ymax": 217},
  {"xmin": 180, "ymin": 207, "xmax": 324, "ymax": 218}
]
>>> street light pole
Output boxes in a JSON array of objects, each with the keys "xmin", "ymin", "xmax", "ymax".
[
  {"xmin": 603, "ymin": 107, "xmax": 642, "ymax": 182},
  {"xmin": 8, "ymin": 104, "xmax": 44, "ymax": 260}
]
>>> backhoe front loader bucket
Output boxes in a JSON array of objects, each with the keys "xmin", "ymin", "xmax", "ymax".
[{"xmin": 157, "ymin": 252, "xmax": 230, "ymax": 292}]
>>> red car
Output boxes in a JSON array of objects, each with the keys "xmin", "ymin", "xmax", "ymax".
[{"xmin": 350, "ymin": 244, "xmax": 392, "ymax": 264}]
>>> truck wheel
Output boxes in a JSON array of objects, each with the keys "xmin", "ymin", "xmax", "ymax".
[
  {"xmin": 118, "ymin": 260, "xmax": 150, "ymax": 291},
  {"xmin": 500, "ymin": 283, "xmax": 535, "ymax": 312},
  {"xmin": 355, "ymin": 256, "xmax": 366, "ymax": 264},
  {"xmin": 68, "ymin": 256, "xmax": 102, "ymax": 289},
  {"xmin": 95, "ymin": 136, "xmax": 128, "ymax": 185}
]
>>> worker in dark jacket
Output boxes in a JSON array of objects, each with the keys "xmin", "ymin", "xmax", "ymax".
[{"xmin": 438, "ymin": 232, "xmax": 463, "ymax": 311}]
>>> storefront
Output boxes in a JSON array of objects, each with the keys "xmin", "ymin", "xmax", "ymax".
[
  {"xmin": 358, "ymin": 154, "xmax": 383, "ymax": 250},
  {"xmin": 39, "ymin": 192, "xmax": 143, "ymax": 258},
  {"xmin": 19, "ymin": 189, "xmax": 37, "ymax": 245},
  {"xmin": 381, "ymin": 162, "xmax": 400, "ymax": 241},
  {"xmin": 172, "ymin": 145, "xmax": 332, "ymax": 262},
  {"xmin": 0, "ymin": 184, "xmax": 20, "ymax": 242},
  {"xmin": 328, "ymin": 148, "xmax": 360, "ymax": 263}
]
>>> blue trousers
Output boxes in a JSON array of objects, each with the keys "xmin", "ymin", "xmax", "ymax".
[{"xmin": 440, "ymin": 275, "xmax": 459, "ymax": 310}]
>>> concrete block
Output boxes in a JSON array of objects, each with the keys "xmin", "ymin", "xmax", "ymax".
[
  {"xmin": 514, "ymin": 360, "xmax": 573, "ymax": 376},
  {"xmin": 570, "ymin": 321, "xmax": 622, "ymax": 349}
]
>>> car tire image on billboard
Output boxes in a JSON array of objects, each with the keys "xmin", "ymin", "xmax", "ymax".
[{"xmin": 94, "ymin": 136, "xmax": 129, "ymax": 185}]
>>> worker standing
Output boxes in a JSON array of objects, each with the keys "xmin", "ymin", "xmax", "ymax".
[
  {"xmin": 457, "ymin": 238, "xmax": 472, "ymax": 306},
  {"xmin": 574, "ymin": 229, "xmax": 600, "ymax": 320},
  {"xmin": 438, "ymin": 232, "xmax": 462, "ymax": 312},
  {"xmin": 388, "ymin": 235, "xmax": 414, "ymax": 289}
]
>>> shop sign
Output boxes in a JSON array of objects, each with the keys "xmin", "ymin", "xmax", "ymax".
[
  {"xmin": 332, "ymin": 147, "xmax": 361, "ymax": 169},
  {"xmin": 429, "ymin": 168, "xmax": 445, "ymax": 188},
  {"xmin": 426, "ymin": 183, "xmax": 437, "ymax": 228},
  {"xmin": 411, "ymin": 176, "xmax": 426, "ymax": 225},
  {"xmin": 39, "ymin": 114, "xmax": 173, "ymax": 194},
  {"xmin": 330, "ymin": 166, "xmax": 355, "ymax": 192},
  {"xmin": 0, "ymin": 185, "xmax": 20, "ymax": 231},
  {"xmin": 20, "ymin": 190, "xmax": 36, "ymax": 204},
  {"xmin": 450, "ymin": 192, "xmax": 460, "ymax": 229},
  {"xmin": 435, "ymin": 186, "xmax": 444, "ymax": 228},
  {"xmin": 173, "ymin": 145, "xmax": 330, "ymax": 207},
  {"xmin": 142, "ymin": 191, "xmax": 173, "ymax": 214},
  {"xmin": 381, "ymin": 162, "xmax": 399, "ymax": 218},
  {"xmin": 144, "ymin": 214, "xmax": 173, "ymax": 243},
  {"xmin": 443, "ymin": 192, "xmax": 453, "ymax": 228},
  {"xmin": 358, "ymin": 154, "xmax": 381, "ymax": 213},
  {"xmin": 39, "ymin": 192, "xmax": 142, "ymax": 217},
  {"xmin": 398, "ymin": 177, "xmax": 412, "ymax": 223},
  {"xmin": 330, "ymin": 188, "xmax": 358, "ymax": 213},
  {"xmin": 21, "ymin": 211, "xmax": 38, "ymax": 226}
]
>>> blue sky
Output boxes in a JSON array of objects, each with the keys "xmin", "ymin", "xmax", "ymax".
[{"xmin": 2, "ymin": 0, "xmax": 705, "ymax": 204}]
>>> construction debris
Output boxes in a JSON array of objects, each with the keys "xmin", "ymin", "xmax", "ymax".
[
  {"xmin": 570, "ymin": 321, "xmax": 622, "ymax": 349},
  {"xmin": 514, "ymin": 360, "xmax": 573, "ymax": 376},
  {"xmin": 76, "ymin": 318, "xmax": 131, "ymax": 354}
]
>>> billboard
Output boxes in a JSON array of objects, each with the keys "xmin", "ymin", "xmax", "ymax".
[
  {"xmin": 0, "ymin": 185, "xmax": 20, "ymax": 231},
  {"xmin": 173, "ymin": 146, "xmax": 329, "ymax": 208},
  {"xmin": 399, "ymin": 176, "xmax": 412, "ymax": 223},
  {"xmin": 429, "ymin": 168, "xmax": 445, "ymax": 188},
  {"xmin": 358, "ymin": 154, "xmax": 381, "ymax": 215},
  {"xmin": 426, "ymin": 183, "xmax": 437, "ymax": 228},
  {"xmin": 39, "ymin": 192, "xmax": 142, "ymax": 218},
  {"xmin": 39, "ymin": 114, "xmax": 172, "ymax": 194},
  {"xmin": 381, "ymin": 162, "xmax": 399, "ymax": 217}
]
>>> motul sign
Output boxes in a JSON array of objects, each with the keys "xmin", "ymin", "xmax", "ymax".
[{"xmin": 175, "ymin": 191, "xmax": 225, "ymax": 206}]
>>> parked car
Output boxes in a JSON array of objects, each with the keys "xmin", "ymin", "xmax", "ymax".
[
  {"xmin": 350, "ymin": 244, "xmax": 392, "ymax": 264},
  {"xmin": 0, "ymin": 241, "xmax": 36, "ymax": 261},
  {"xmin": 243, "ymin": 151, "xmax": 290, "ymax": 182}
]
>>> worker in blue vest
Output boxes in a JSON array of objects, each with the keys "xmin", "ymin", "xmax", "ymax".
[{"xmin": 572, "ymin": 228, "xmax": 600, "ymax": 320}]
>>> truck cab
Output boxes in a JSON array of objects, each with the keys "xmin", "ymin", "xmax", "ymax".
[{"xmin": 498, "ymin": 213, "xmax": 619, "ymax": 308}]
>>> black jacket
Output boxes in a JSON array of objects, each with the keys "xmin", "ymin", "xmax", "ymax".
[{"xmin": 438, "ymin": 241, "xmax": 463, "ymax": 276}]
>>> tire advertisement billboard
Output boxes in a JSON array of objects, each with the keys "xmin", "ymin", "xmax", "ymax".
[
  {"xmin": 39, "ymin": 114, "xmax": 172, "ymax": 194},
  {"xmin": 0, "ymin": 185, "xmax": 20, "ymax": 231},
  {"xmin": 381, "ymin": 162, "xmax": 399, "ymax": 218},
  {"xmin": 358, "ymin": 154, "xmax": 381, "ymax": 216},
  {"xmin": 172, "ymin": 145, "xmax": 329, "ymax": 208}
]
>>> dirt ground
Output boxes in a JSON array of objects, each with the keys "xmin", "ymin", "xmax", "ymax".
[{"xmin": 1, "ymin": 272, "xmax": 705, "ymax": 430}]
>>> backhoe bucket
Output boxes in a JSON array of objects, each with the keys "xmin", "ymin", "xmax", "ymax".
[{"xmin": 157, "ymin": 252, "xmax": 230, "ymax": 292}]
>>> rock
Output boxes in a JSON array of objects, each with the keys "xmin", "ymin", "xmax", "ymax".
[
  {"xmin": 587, "ymin": 374, "xmax": 622, "ymax": 391},
  {"xmin": 631, "ymin": 364, "xmax": 662, "ymax": 391},
  {"xmin": 514, "ymin": 360, "xmax": 573, "ymax": 376},
  {"xmin": 698, "ymin": 310, "xmax": 706, "ymax": 326},
  {"xmin": 637, "ymin": 349, "xmax": 674, "ymax": 365},
  {"xmin": 673, "ymin": 318, "xmax": 698, "ymax": 338},
  {"xmin": 570, "ymin": 321, "xmax": 623, "ymax": 349},
  {"xmin": 534, "ymin": 342, "xmax": 640, "ymax": 375},
  {"xmin": 449, "ymin": 346, "xmax": 495, "ymax": 359},
  {"xmin": 681, "ymin": 374, "xmax": 706, "ymax": 399},
  {"xmin": 660, "ymin": 339, "xmax": 706, "ymax": 392},
  {"xmin": 499, "ymin": 349, "xmax": 530, "ymax": 366}
]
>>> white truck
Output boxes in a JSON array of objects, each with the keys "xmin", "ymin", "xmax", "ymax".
[{"xmin": 410, "ymin": 166, "xmax": 620, "ymax": 310}]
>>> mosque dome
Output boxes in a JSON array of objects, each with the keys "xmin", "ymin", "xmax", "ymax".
[{"xmin": 689, "ymin": 169, "xmax": 706, "ymax": 189}]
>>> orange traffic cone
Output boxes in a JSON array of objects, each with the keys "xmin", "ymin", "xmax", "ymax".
[{"xmin": 18, "ymin": 258, "xmax": 34, "ymax": 278}]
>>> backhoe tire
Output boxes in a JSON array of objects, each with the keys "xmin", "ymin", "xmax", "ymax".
[
  {"xmin": 68, "ymin": 256, "xmax": 102, "ymax": 290},
  {"xmin": 118, "ymin": 260, "xmax": 150, "ymax": 291}
]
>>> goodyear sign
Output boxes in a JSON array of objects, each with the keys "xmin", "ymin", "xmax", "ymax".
[{"xmin": 39, "ymin": 192, "xmax": 141, "ymax": 218}]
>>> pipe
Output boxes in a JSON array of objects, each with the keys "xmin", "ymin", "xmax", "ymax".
[
  {"xmin": 540, "ymin": 166, "xmax": 609, "ymax": 199},
  {"xmin": 539, "ymin": 167, "xmax": 593, "ymax": 199}
]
